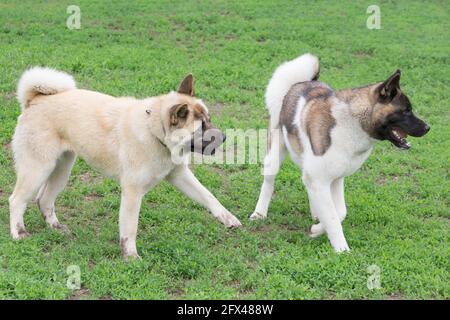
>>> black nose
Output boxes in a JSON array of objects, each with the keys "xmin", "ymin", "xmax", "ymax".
[
  {"xmin": 222, "ymin": 134, "xmax": 226, "ymax": 142},
  {"xmin": 424, "ymin": 124, "xmax": 430, "ymax": 133}
]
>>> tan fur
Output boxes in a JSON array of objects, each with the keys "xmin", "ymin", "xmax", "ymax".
[
  {"xmin": 9, "ymin": 74, "xmax": 242, "ymax": 259},
  {"xmin": 16, "ymin": 90, "xmax": 191, "ymax": 178},
  {"xmin": 280, "ymin": 83, "xmax": 335, "ymax": 157},
  {"xmin": 304, "ymin": 97, "xmax": 335, "ymax": 156},
  {"xmin": 286, "ymin": 132, "xmax": 303, "ymax": 155},
  {"xmin": 336, "ymin": 83, "xmax": 405, "ymax": 138}
]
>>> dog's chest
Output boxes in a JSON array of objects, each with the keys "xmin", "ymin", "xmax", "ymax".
[
  {"xmin": 343, "ymin": 148, "xmax": 372, "ymax": 176},
  {"xmin": 325, "ymin": 108, "xmax": 374, "ymax": 177}
]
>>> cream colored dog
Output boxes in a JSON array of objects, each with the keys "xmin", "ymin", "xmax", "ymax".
[{"xmin": 9, "ymin": 67, "xmax": 241, "ymax": 260}]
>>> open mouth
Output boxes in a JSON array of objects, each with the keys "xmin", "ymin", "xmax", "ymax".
[{"xmin": 389, "ymin": 127, "xmax": 410, "ymax": 149}]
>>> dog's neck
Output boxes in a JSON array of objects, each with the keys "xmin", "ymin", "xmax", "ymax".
[{"xmin": 336, "ymin": 83, "xmax": 380, "ymax": 136}]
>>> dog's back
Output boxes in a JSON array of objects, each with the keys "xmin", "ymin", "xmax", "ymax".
[
  {"xmin": 13, "ymin": 68, "xmax": 139, "ymax": 177},
  {"xmin": 265, "ymin": 53, "xmax": 320, "ymax": 130}
]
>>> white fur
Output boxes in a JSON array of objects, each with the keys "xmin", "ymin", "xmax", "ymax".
[
  {"xmin": 252, "ymin": 55, "xmax": 378, "ymax": 253},
  {"xmin": 265, "ymin": 53, "xmax": 319, "ymax": 128},
  {"xmin": 17, "ymin": 67, "xmax": 76, "ymax": 111}
]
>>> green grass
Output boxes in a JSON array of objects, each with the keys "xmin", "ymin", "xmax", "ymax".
[{"xmin": 0, "ymin": 0, "xmax": 448, "ymax": 299}]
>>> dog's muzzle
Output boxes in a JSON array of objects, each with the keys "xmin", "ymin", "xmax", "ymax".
[{"xmin": 191, "ymin": 127, "xmax": 226, "ymax": 155}]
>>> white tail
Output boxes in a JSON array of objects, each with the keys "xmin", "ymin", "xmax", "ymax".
[
  {"xmin": 17, "ymin": 67, "xmax": 76, "ymax": 111},
  {"xmin": 265, "ymin": 53, "xmax": 319, "ymax": 128}
]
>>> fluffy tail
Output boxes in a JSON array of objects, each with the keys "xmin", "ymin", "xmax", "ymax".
[
  {"xmin": 17, "ymin": 67, "xmax": 76, "ymax": 111},
  {"xmin": 265, "ymin": 53, "xmax": 319, "ymax": 128}
]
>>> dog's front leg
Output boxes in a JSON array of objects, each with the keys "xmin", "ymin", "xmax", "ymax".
[
  {"xmin": 309, "ymin": 177, "xmax": 347, "ymax": 236},
  {"xmin": 119, "ymin": 186, "xmax": 144, "ymax": 261},
  {"xmin": 166, "ymin": 165, "xmax": 242, "ymax": 228},
  {"xmin": 303, "ymin": 176, "xmax": 350, "ymax": 253}
]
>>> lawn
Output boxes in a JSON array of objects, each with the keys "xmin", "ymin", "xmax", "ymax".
[{"xmin": 0, "ymin": 0, "xmax": 448, "ymax": 299}]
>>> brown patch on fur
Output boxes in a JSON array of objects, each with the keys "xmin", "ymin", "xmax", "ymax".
[
  {"xmin": 169, "ymin": 103, "xmax": 189, "ymax": 126},
  {"xmin": 280, "ymin": 82, "xmax": 308, "ymax": 133},
  {"xmin": 304, "ymin": 85, "xmax": 332, "ymax": 100},
  {"xmin": 336, "ymin": 83, "xmax": 409, "ymax": 139},
  {"xmin": 177, "ymin": 74, "xmax": 194, "ymax": 96},
  {"xmin": 304, "ymin": 86, "xmax": 335, "ymax": 156},
  {"xmin": 280, "ymin": 82, "xmax": 336, "ymax": 156},
  {"xmin": 279, "ymin": 83, "xmax": 308, "ymax": 157},
  {"xmin": 193, "ymin": 103, "xmax": 214, "ymax": 131},
  {"xmin": 193, "ymin": 103, "xmax": 207, "ymax": 120},
  {"xmin": 286, "ymin": 132, "xmax": 303, "ymax": 156},
  {"xmin": 337, "ymin": 85, "xmax": 379, "ymax": 135}
]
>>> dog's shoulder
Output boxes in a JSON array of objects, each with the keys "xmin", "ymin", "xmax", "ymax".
[{"xmin": 280, "ymin": 81, "xmax": 337, "ymax": 156}]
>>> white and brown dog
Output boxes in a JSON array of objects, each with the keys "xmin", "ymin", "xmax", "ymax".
[
  {"xmin": 9, "ymin": 68, "xmax": 241, "ymax": 260},
  {"xmin": 250, "ymin": 53, "xmax": 430, "ymax": 252}
]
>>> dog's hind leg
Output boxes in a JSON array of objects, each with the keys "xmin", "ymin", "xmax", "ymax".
[
  {"xmin": 250, "ymin": 128, "xmax": 286, "ymax": 220},
  {"xmin": 331, "ymin": 178, "xmax": 347, "ymax": 221},
  {"xmin": 9, "ymin": 160, "xmax": 57, "ymax": 239},
  {"xmin": 36, "ymin": 151, "xmax": 76, "ymax": 232},
  {"xmin": 119, "ymin": 185, "xmax": 145, "ymax": 261}
]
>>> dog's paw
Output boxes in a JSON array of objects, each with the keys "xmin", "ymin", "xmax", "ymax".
[
  {"xmin": 123, "ymin": 252, "xmax": 142, "ymax": 262},
  {"xmin": 219, "ymin": 213, "xmax": 242, "ymax": 228},
  {"xmin": 330, "ymin": 237, "xmax": 351, "ymax": 253},
  {"xmin": 308, "ymin": 223, "xmax": 325, "ymax": 238},
  {"xmin": 249, "ymin": 211, "xmax": 266, "ymax": 221},
  {"xmin": 51, "ymin": 222, "xmax": 69, "ymax": 234},
  {"xmin": 11, "ymin": 229, "xmax": 30, "ymax": 240},
  {"xmin": 333, "ymin": 244, "xmax": 351, "ymax": 253}
]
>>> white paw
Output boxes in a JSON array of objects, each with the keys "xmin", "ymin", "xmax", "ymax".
[
  {"xmin": 51, "ymin": 222, "xmax": 69, "ymax": 234},
  {"xmin": 308, "ymin": 223, "xmax": 325, "ymax": 238},
  {"xmin": 332, "ymin": 242, "xmax": 350, "ymax": 253},
  {"xmin": 123, "ymin": 252, "xmax": 142, "ymax": 262},
  {"xmin": 11, "ymin": 229, "xmax": 30, "ymax": 240},
  {"xmin": 249, "ymin": 211, "xmax": 266, "ymax": 221},
  {"xmin": 219, "ymin": 213, "xmax": 242, "ymax": 228}
]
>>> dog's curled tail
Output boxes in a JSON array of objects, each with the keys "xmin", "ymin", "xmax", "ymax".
[
  {"xmin": 265, "ymin": 53, "xmax": 319, "ymax": 128},
  {"xmin": 17, "ymin": 67, "xmax": 76, "ymax": 111}
]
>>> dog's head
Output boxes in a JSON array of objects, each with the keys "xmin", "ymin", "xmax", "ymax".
[
  {"xmin": 369, "ymin": 70, "xmax": 430, "ymax": 149},
  {"xmin": 158, "ymin": 74, "xmax": 226, "ymax": 155}
]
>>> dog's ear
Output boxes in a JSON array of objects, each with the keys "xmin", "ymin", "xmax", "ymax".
[
  {"xmin": 377, "ymin": 69, "xmax": 401, "ymax": 102},
  {"xmin": 170, "ymin": 103, "xmax": 189, "ymax": 126},
  {"xmin": 178, "ymin": 74, "xmax": 194, "ymax": 96}
]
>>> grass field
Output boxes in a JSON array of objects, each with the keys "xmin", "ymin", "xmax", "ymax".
[{"xmin": 0, "ymin": 0, "xmax": 448, "ymax": 299}]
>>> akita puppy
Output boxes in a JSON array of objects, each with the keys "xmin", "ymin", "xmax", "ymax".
[
  {"xmin": 9, "ymin": 68, "xmax": 241, "ymax": 260},
  {"xmin": 250, "ymin": 54, "xmax": 430, "ymax": 252}
]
